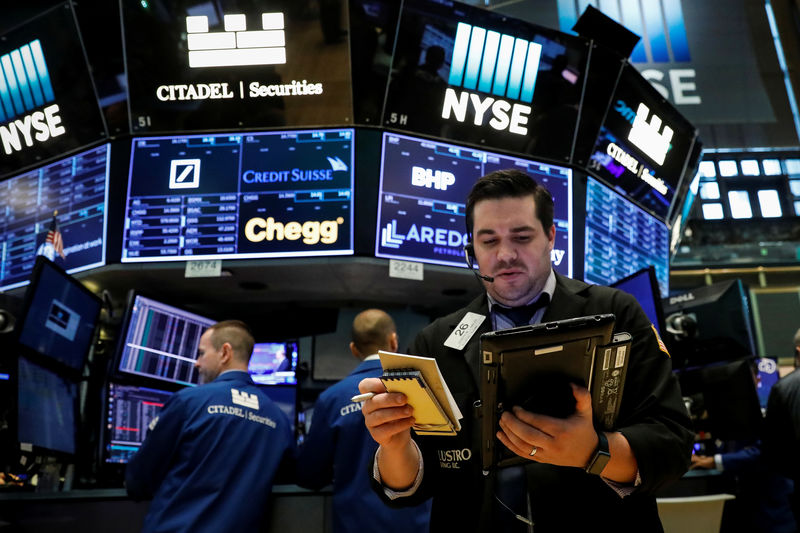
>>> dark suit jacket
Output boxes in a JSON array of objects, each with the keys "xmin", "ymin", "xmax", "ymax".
[{"xmin": 381, "ymin": 274, "xmax": 693, "ymax": 533}]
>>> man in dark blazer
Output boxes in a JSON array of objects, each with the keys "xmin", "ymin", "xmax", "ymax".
[{"xmin": 358, "ymin": 169, "xmax": 694, "ymax": 532}]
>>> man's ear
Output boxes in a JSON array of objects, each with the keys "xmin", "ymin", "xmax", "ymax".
[
  {"xmin": 220, "ymin": 342, "xmax": 234, "ymax": 364},
  {"xmin": 349, "ymin": 341, "xmax": 361, "ymax": 360},
  {"xmin": 389, "ymin": 332, "xmax": 399, "ymax": 353}
]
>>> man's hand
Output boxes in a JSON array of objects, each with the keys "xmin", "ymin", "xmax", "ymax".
[
  {"xmin": 358, "ymin": 377, "xmax": 415, "ymax": 451},
  {"xmin": 690, "ymin": 454, "xmax": 715, "ymax": 470},
  {"xmin": 496, "ymin": 383, "xmax": 598, "ymax": 468},
  {"xmin": 358, "ymin": 377, "xmax": 420, "ymax": 490}
]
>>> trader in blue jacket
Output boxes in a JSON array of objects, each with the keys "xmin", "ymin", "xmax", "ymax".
[
  {"xmin": 126, "ymin": 320, "xmax": 295, "ymax": 533},
  {"xmin": 295, "ymin": 308, "xmax": 431, "ymax": 533}
]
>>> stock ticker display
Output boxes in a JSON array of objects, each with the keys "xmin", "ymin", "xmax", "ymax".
[
  {"xmin": 122, "ymin": 129, "xmax": 354, "ymax": 261},
  {"xmin": 584, "ymin": 177, "xmax": 669, "ymax": 297},
  {"xmin": 104, "ymin": 382, "xmax": 173, "ymax": 463},
  {"xmin": 116, "ymin": 294, "xmax": 215, "ymax": 386},
  {"xmin": 0, "ymin": 143, "xmax": 109, "ymax": 290},
  {"xmin": 376, "ymin": 132, "xmax": 572, "ymax": 276}
]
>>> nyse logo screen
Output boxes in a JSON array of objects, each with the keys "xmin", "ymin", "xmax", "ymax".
[
  {"xmin": 381, "ymin": 0, "xmax": 588, "ymax": 161},
  {"xmin": 376, "ymin": 132, "xmax": 572, "ymax": 277},
  {"xmin": 122, "ymin": 129, "xmax": 354, "ymax": 262}
]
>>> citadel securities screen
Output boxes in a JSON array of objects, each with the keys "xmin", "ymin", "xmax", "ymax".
[
  {"xmin": 382, "ymin": 0, "xmax": 589, "ymax": 163},
  {"xmin": 587, "ymin": 63, "xmax": 697, "ymax": 221},
  {"xmin": 0, "ymin": 144, "xmax": 109, "ymax": 291},
  {"xmin": 376, "ymin": 132, "xmax": 572, "ymax": 276},
  {"xmin": 0, "ymin": 3, "xmax": 107, "ymax": 177},
  {"xmin": 121, "ymin": 0, "xmax": 353, "ymax": 133},
  {"xmin": 122, "ymin": 129, "xmax": 353, "ymax": 261},
  {"xmin": 584, "ymin": 177, "xmax": 669, "ymax": 297}
]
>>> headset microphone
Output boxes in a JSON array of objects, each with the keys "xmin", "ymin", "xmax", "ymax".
[{"xmin": 463, "ymin": 244, "xmax": 494, "ymax": 283}]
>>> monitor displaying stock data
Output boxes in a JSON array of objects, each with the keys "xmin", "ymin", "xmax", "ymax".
[
  {"xmin": 584, "ymin": 177, "xmax": 669, "ymax": 297},
  {"xmin": 122, "ymin": 128, "xmax": 354, "ymax": 261},
  {"xmin": 375, "ymin": 132, "xmax": 572, "ymax": 276},
  {"xmin": 0, "ymin": 143, "xmax": 109, "ymax": 290},
  {"xmin": 115, "ymin": 293, "xmax": 216, "ymax": 387},
  {"xmin": 103, "ymin": 381, "xmax": 174, "ymax": 463}
]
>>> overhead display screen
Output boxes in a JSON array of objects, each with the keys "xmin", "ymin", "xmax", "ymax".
[
  {"xmin": 376, "ymin": 132, "xmax": 572, "ymax": 276},
  {"xmin": 381, "ymin": 0, "xmax": 589, "ymax": 163},
  {"xmin": 122, "ymin": 129, "xmax": 354, "ymax": 261},
  {"xmin": 584, "ymin": 177, "xmax": 669, "ymax": 297},
  {"xmin": 121, "ymin": 0, "xmax": 353, "ymax": 133},
  {"xmin": 0, "ymin": 143, "xmax": 109, "ymax": 291},
  {"xmin": 0, "ymin": 2, "xmax": 107, "ymax": 177},
  {"xmin": 587, "ymin": 63, "xmax": 697, "ymax": 221}
]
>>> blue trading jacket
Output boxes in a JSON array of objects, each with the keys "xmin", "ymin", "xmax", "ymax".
[
  {"xmin": 126, "ymin": 370, "xmax": 295, "ymax": 533},
  {"xmin": 296, "ymin": 358, "xmax": 431, "ymax": 533}
]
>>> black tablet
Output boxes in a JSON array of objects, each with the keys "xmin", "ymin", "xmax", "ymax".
[{"xmin": 480, "ymin": 314, "xmax": 616, "ymax": 470}]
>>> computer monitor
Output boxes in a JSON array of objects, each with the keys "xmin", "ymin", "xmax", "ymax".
[
  {"xmin": 375, "ymin": 131, "xmax": 572, "ymax": 276},
  {"xmin": 121, "ymin": 129, "xmax": 354, "ymax": 262},
  {"xmin": 662, "ymin": 279, "xmax": 757, "ymax": 370},
  {"xmin": 610, "ymin": 266, "xmax": 666, "ymax": 336},
  {"xmin": 0, "ymin": 143, "xmax": 110, "ymax": 291},
  {"xmin": 584, "ymin": 177, "xmax": 669, "ymax": 297},
  {"xmin": 16, "ymin": 356, "xmax": 78, "ymax": 456},
  {"xmin": 114, "ymin": 292, "xmax": 216, "ymax": 387},
  {"xmin": 677, "ymin": 358, "xmax": 763, "ymax": 442},
  {"xmin": 15, "ymin": 255, "xmax": 103, "ymax": 375},
  {"xmin": 248, "ymin": 341, "xmax": 299, "ymax": 386},
  {"xmin": 102, "ymin": 381, "xmax": 174, "ymax": 464}
]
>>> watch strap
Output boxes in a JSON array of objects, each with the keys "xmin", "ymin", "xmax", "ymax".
[{"xmin": 584, "ymin": 431, "xmax": 610, "ymax": 475}]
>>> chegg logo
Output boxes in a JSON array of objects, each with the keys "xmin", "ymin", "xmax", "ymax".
[{"xmin": 244, "ymin": 216, "xmax": 343, "ymax": 245}]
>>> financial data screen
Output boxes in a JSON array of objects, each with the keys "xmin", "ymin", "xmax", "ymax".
[
  {"xmin": 122, "ymin": 129, "xmax": 354, "ymax": 261},
  {"xmin": 584, "ymin": 177, "xmax": 669, "ymax": 297},
  {"xmin": 104, "ymin": 382, "xmax": 173, "ymax": 463},
  {"xmin": 116, "ymin": 294, "xmax": 215, "ymax": 386},
  {"xmin": 376, "ymin": 132, "xmax": 572, "ymax": 276},
  {"xmin": 0, "ymin": 144, "xmax": 109, "ymax": 290}
]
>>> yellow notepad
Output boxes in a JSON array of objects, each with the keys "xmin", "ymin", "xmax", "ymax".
[{"xmin": 378, "ymin": 350, "xmax": 462, "ymax": 436}]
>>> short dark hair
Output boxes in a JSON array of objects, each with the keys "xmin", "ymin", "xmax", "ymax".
[
  {"xmin": 207, "ymin": 320, "xmax": 255, "ymax": 363},
  {"xmin": 465, "ymin": 169, "xmax": 554, "ymax": 237}
]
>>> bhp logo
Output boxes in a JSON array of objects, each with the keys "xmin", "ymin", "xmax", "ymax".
[
  {"xmin": 0, "ymin": 39, "xmax": 55, "ymax": 123},
  {"xmin": 557, "ymin": 0, "xmax": 690, "ymax": 63},
  {"xmin": 448, "ymin": 22, "xmax": 542, "ymax": 103}
]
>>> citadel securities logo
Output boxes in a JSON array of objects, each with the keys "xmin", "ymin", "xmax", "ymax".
[
  {"xmin": 557, "ymin": 0, "xmax": 700, "ymax": 105},
  {"xmin": 169, "ymin": 159, "xmax": 201, "ymax": 189},
  {"xmin": 442, "ymin": 23, "xmax": 542, "ymax": 135},
  {"xmin": 231, "ymin": 388, "xmax": 259, "ymax": 409},
  {"xmin": 0, "ymin": 39, "xmax": 67, "ymax": 155},
  {"xmin": 627, "ymin": 103, "xmax": 673, "ymax": 166},
  {"xmin": 155, "ymin": 12, "xmax": 324, "ymax": 102}
]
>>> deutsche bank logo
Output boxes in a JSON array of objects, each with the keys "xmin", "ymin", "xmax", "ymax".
[
  {"xmin": 0, "ymin": 39, "xmax": 55, "ymax": 123},
  {"xmin": 556, "ymin": 0, "xmax": 690, "ymax": 63},
  {"xmin": 448, "ymin": 23, "xmax": 542, "ymax": 103},
  {"xmin": 169, "ymin": 159, "xmax": 201, "ymax": 189},
  {"xmin": 186, "ymin": 13, "xmax": 286, "ymax": 68}
]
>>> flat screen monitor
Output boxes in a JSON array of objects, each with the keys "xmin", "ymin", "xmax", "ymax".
[
  {"xmin": 121, "ymin": 129, "xmax": 354, "ymax": 261},
  {"xmin": 375, "ymin": 132, "xmax": 572, "ymax": 276},
  {"xmin": 102, "ymin": 381, "xmax": 174, "ymax": 464},
  {"xmin": 0, "ymin": 2, "xmax": 107, "ymax": 178},
  {"xmin": 259, "ymin": 384, "xmax": 297, "ymax": 436},
  {"xmin": 115, "ymin": 293, "xmax": 216, "ymax": 387},
  {"xmin": 587, "ymin": 63, "xmax": 698, "ymax": 220},
  {"xmin": 584, "ymin": 177, "xmax": 669, "ymax": 297},
  {"xmin": 0, "ymin": 143, "xmax": 110, "ymax": 290},
  {"xmin": 610, "ymin": 266, "xmax": 666, "ymax": 335},
  {"xmin": 662, "ymin": 279, "xmax": 757, "ymax": 370},
  {"xmin": 16, "ymin": 255, "xmax": 102, "ymax": 374},
  {"xmin": 120, "ymin": 0, "xmax": 353, "ymax": 133},
  {"xmin": 382, "ymin": 0, "xmax": 590, "ymax": 161},
  {"xmin": 677, "ymin": 359, "xmax": 763, "ymax": 442},
  {"xmin": 17, "ymin": 355, "xmax": 78, "ymax": 456},
  {"xmin": 249, "ymin": 341, "xmax": 298, "ymax": 386}
]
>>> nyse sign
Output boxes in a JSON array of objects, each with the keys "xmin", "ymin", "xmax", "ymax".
[{"xmin": 640, "ymin": 67, "xmax": 701, "ymax": 105}]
